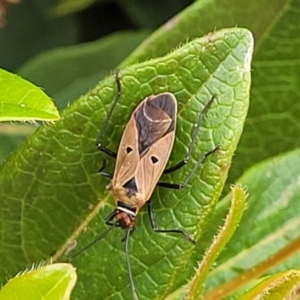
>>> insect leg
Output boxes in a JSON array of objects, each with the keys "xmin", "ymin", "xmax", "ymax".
[
  {"xmin": 105, "ymin": 209, "xmax": 119, "ymax": 226},
  {"xmin": 163, "ymin": 95, "xmax": 216, "ymax": 174},
  {"xmin": 98, "ymin": 160, "xmax": 113, "ymax": 178},
  {"xmin": 147, "ymin": 201, "xmax": 195, "ymax": 244},
  {"xmin": 96, "ymin": 70, "xmax": 122, "ymax": 159},
  {"xmin": 124, "ymin": 228, "xmax": 139, "ymax": 300},
  {"xmin": 97, "ymin": 146, "xmax": 117, "ymax": 159},
  {"xmin": 66, "ymin": 225, "xmax": 115, "ymax": 262},
  {"xmin": 157, "ymin": 146, "xmax": 219, "ymax": 189}
]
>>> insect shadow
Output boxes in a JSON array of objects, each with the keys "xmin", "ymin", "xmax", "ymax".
[{"xmin": 67, "ymin": 70, "xmax": 219, "ymax": 300}]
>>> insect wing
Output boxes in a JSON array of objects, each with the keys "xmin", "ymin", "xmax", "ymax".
[
  {"xmin": 136, "ymin": 130, "xmax": 175, "ymax": 199},
  {"xmin": 112, "ymin": 117, "xmax": 140, "ymax": 188},
  {"xmin": 112, "ymin": 93, "xmax": 177, "ymax": 200},
  {"xmin": 135, "ymin": 94, "xmax": 175, "ymax": 156}
]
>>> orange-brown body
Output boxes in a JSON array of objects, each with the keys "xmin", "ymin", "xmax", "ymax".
[{"xmin": 112, "ymin": 93, "xmax": 177, "ymax": 221}]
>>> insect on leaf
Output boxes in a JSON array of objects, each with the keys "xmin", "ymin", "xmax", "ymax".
[{"xmin": 0, "ymin": 28, "xmax": 253, "ymax": 300}]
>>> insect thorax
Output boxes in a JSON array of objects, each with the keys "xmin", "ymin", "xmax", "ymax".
[{"xmin": 112, "ymin": 185, "xmax": 147, "ymax": 212}]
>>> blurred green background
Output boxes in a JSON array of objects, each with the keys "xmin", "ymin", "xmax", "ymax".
[{"xmin": 0, "ymin": 0, "xmax": 193, "ymax": 162}]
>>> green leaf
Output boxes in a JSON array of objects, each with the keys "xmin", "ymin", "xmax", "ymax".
[
  {"xmin": 203, "ymin": 148, "xmax": 300, "ymax": 299},
  {"xmin": 0, "ymin": 28, "xmax": 252, "ymax": 300},
  {"xmin": 0, "ymin": 69, "xmax": 60, "ymax": 122},
  {"xmin": 185, "ymin": 185, "xmax": 247, "ymax": 300},
  {"xmin": 238, "ymin": 270, "xmax": 300, "ymax": 300},
  {"xmin": 0, "ymin": 263, "xmax": 76, "ymax": 300}
]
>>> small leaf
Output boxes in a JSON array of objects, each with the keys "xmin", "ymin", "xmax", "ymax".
[
  {"xmin": 238, "ymin": 270, "xmax": 300, "ymax": 300},
  {"xmin": 185, "ymin": 185, "xmax": 247, "ymax": 300},
  {"xmin": 0, "ymin": 263, "xmax": 76, "ymax": 300},
  {"xmin": 0, "ymin": 69, "xmax": 59, "ymax": 122}
]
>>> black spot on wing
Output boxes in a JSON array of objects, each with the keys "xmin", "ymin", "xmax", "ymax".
[
  {"xmin": 151, "ymin": 156, "xmax": 158, "ymax": 164},
  {"xmin": 126, "ymin": 147, "xmax": 133, "ymax": 154}
]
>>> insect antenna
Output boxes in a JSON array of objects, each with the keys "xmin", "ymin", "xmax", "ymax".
[
  {"xmin": 124, "ymin": 227, "xmax": 139, "ymax": 300},
  {"xmin": 66, "ymin": 223, "xmax": 116, "ymax": 262},
  {"xmin": 96, "ymin": 70, "xmax": 122, "ymax": 150}
]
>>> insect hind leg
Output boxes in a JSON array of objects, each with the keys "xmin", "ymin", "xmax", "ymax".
[
  {"xmin": 96, "ymin": 70, "xmax": 122, "ymax": 159},
  {"xmin": 157, "ymin": 146, "xmax": 219, "ymax": 189},
  {"xmin": 147, "ymin": 201, "xmax": 195, "ymax": 244},
  {"xmin": 163, "ymin": 95, "xmax": 216, "ymax": 174}
]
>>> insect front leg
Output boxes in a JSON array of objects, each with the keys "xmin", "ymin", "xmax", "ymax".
[
  {"xmin": 96, "ymin": 70, "xmax": 122, "ymax": 159},
  {"xmin": 147, "ymin": 200, "xmax": 195, "ymax": 244},
  {"xmin": 157, "ymin": 146, "xmax": 219, "ymax": 189},
  {"xmin": 163, "ymin": 95, "xmax": 216, "ymax": 174}
]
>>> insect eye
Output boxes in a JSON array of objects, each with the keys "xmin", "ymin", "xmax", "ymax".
[
  {"xmin": 126, "ymin": 147, "xmax": 133, "ymax": 154},
  {"xmin": 151, "ymin": 156, "xmax": 158, "ymax": 164}
]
